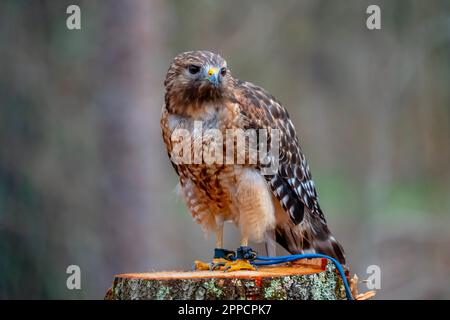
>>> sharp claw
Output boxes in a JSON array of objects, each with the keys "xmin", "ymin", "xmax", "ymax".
[{"xmin": 211, "ymin": 262, "xmax": 226, "ymax": 271}]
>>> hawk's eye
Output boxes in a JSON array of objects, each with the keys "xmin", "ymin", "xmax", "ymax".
[
  {"xmin": 220, "ymin": 67, "xmax": 227, "ymax": 76},
  {"xmin": 188, "ymin": 64, "xmax": 201, "ymax": 75}
]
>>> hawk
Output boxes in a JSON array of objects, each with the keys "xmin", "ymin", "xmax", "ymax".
[{"xmin": 161, "ymin": 51, "xmax": 346, "ymax": 271}]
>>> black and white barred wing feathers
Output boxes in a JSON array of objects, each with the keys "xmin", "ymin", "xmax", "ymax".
[{"xmin": 234, "ymin": 80, "xmax": 346, "ymax": 264}]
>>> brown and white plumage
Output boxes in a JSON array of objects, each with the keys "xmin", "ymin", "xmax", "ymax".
[{"xmin": 161, "ymin": 50, "xmax": 346, "ymax": 265}]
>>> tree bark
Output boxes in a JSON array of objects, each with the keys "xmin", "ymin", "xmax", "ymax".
[{"xmin": 105, "ymin": 259, "xmax": 348, "ymax": 300}]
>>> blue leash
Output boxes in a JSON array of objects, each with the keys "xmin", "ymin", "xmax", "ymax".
[
  {"xmin": 213, "ymin": 248, "xmax": 354, "ymax": 300},
  {"xmin": 251, "ymin": 253, "xmax": 353, "ymax": 300}
]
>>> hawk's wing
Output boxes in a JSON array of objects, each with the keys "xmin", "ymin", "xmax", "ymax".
[
  {"xmin": 233, "ymin": 79, "xmax": 346, "ymax": 264},
  {"xmin": 233, "ymin": 80, "xmax": 322, "ymax": 223}
]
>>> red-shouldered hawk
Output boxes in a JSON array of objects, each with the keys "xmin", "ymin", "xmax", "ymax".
[{"xmin": 161, "ymin": 51, "xmax": 346, "ymax": 271}]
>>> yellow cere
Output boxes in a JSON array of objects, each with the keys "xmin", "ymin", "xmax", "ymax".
[{"xmin": 208, "ymin": 68, "xmax": 218, "ymax": 76}]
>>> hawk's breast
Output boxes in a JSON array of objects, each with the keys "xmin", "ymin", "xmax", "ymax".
[{"xmin": 165, "ymin": 101, "xmax": 243, "ymax": 217}]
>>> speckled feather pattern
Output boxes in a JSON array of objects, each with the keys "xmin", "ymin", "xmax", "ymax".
[{"xmin": 161, "ymin": 51, "xmax": 346, "ymax": 264}]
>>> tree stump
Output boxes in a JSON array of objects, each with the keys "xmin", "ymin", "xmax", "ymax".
[{"xmin": 105, "ymin": 259, "xmax": 350, "ymax": 300}]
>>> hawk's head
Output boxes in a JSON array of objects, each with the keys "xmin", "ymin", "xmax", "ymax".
[{"xmin": 164, "ymin": 51, "xmax": 232, "ymax": 113}]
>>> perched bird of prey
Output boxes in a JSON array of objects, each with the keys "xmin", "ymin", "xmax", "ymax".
[{"xmin": 161, "ymin": 51, "xmax": 346, "ymax": 271}]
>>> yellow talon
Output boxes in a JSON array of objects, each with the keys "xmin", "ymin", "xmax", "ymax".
[
  {"xmin": 223, "ymin": 259, "xmax": 256, "ymax": 272},
  {"xmin": 193, "ymin": 260, "xmax": 210, "ymax": 271},
  {"xmin": 194, "ymin": 258, "xmax": 229, "ymax": 271}
]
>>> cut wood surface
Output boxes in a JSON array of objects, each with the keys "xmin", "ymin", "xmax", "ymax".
[{"xmin": 105, "ymin": 258, "xmax": 351, "ymax": 300}]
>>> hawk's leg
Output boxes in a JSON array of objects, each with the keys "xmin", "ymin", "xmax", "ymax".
[
  {"xmin": 194, "ymin": 222, "xmax": 236, "ymax": 271},
  {"xmin": 223, "ymin": 237, "xmax": 257, "ymax": 272}
]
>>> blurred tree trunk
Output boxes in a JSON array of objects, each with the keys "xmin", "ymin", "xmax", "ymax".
[{"xmin": 93, "ymin": 0, "xmax": 171, "ymax": 296}]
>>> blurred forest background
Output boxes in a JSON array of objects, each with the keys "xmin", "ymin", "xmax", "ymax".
[{"xmin": 1, "ymin": 0, "xmax": 450, "ymax": 299}]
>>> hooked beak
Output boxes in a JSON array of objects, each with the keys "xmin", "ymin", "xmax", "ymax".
[{"xmin": 207, "ymin": 67, "xmax": 219, "ymax": 86}]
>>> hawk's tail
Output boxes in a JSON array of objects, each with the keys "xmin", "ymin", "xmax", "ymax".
[{"xmin": 273, "ymin": 214, "xmax": 347, "ymax": 266}]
